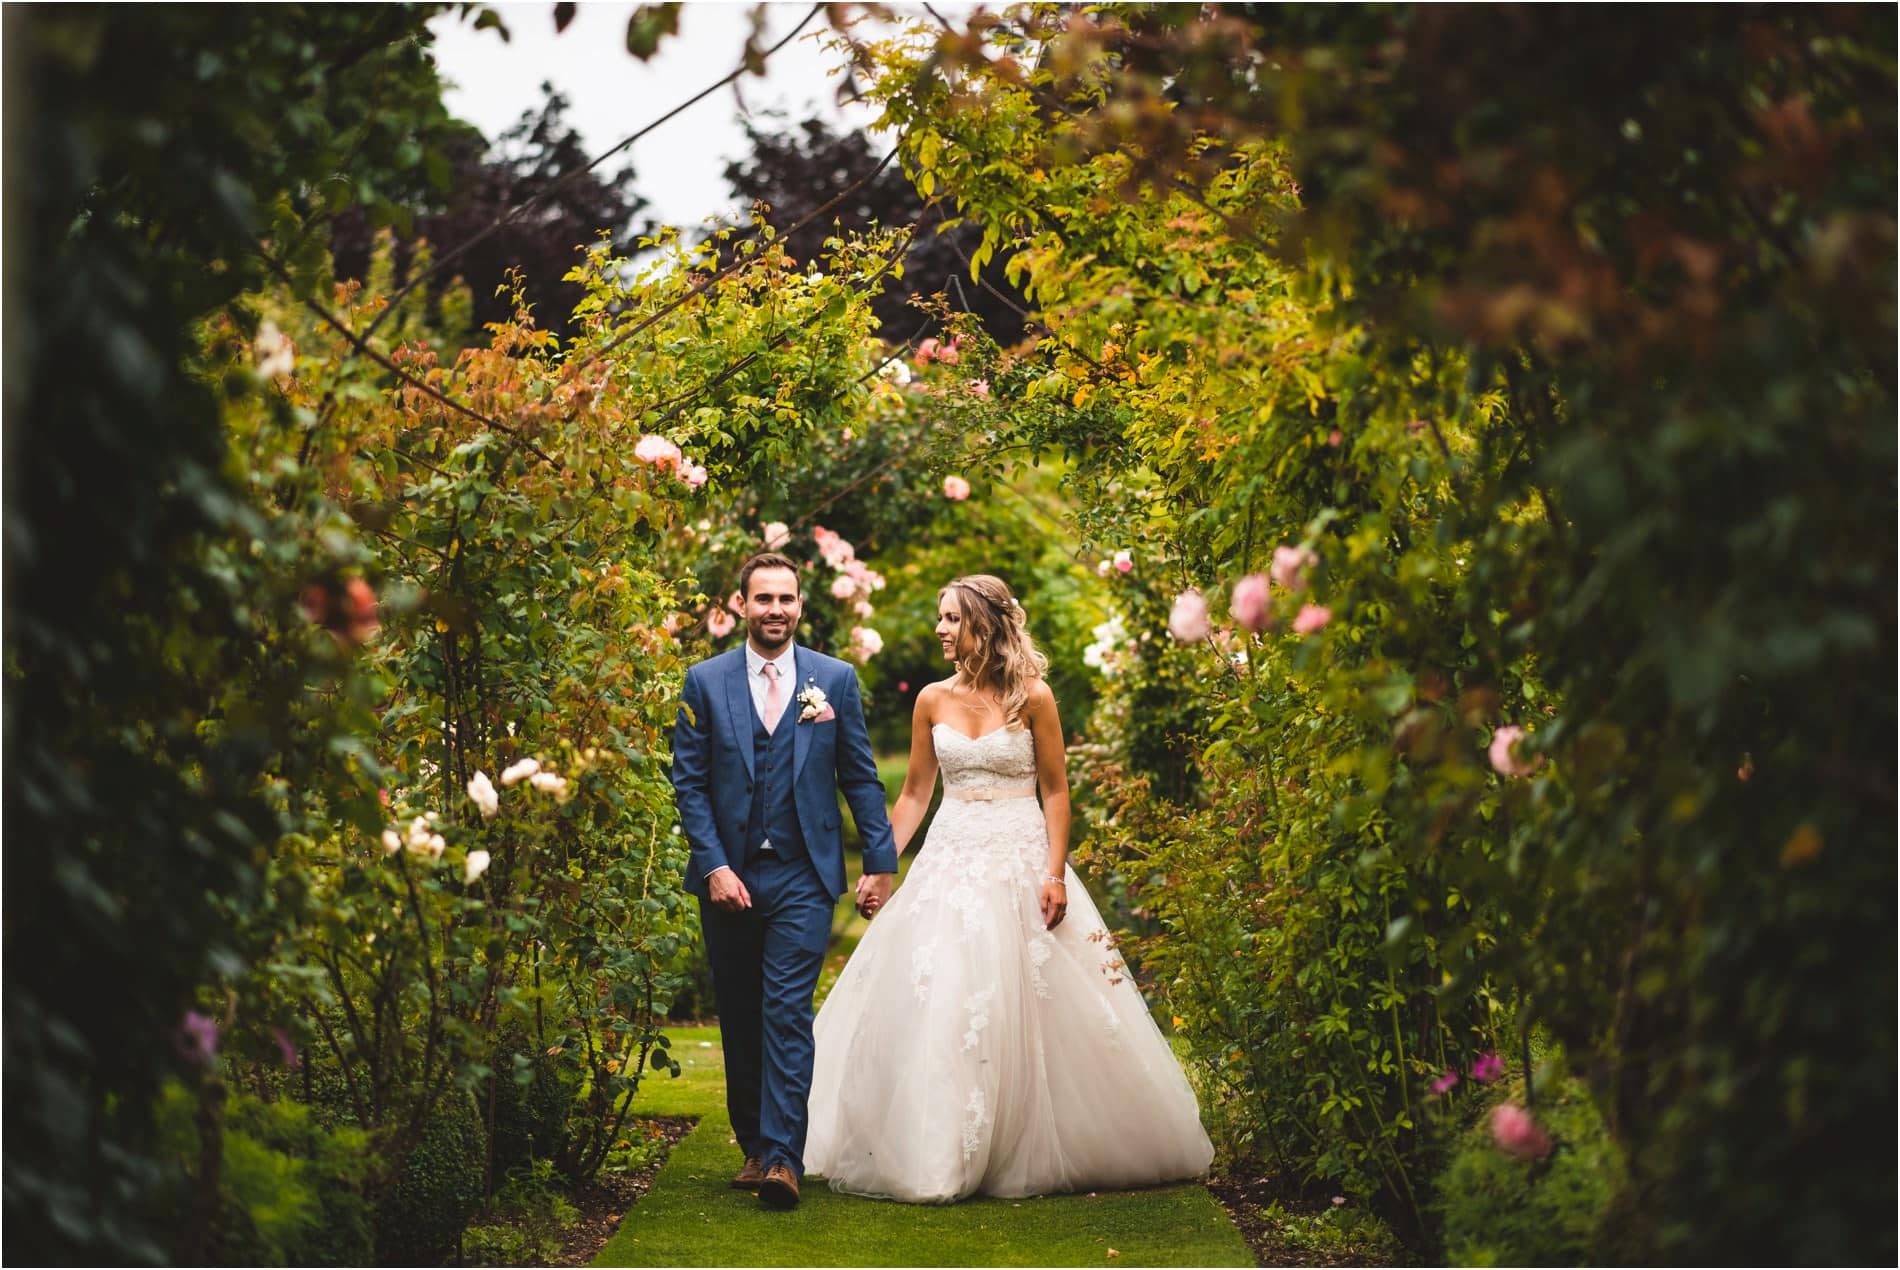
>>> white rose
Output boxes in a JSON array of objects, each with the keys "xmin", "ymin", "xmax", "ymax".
[
  {"xmin": 500, "ymin": 757, "xmax": 541, "ymax": 787},
  {"xmin": 381, "ymin": 829, "xmax": 402, "ymax": 855},
  {"xmin": 464, "ymin": 849, "xmax": 492, "ymax": 885},
  {"xmin": 466, "ymin": 771, "xmax": 499, "ymax": 820},
  {"xmin": 253, "ymin": 319, "xmax": 295, "ymax": 379},
  {"xmin": 529, "ymin": 771, "xmax": 569, "ymax": 797}
]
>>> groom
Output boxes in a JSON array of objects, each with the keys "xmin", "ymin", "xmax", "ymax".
[{"xmin": 670, "ymin": 551, "xmax": 897, "ymax": 1209}]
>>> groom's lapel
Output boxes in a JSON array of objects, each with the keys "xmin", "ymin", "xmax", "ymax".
[
  {"xmin": 722, "ymin": 650, "xmax": 755, "ymax": 780},
  {"xmin": 791, "ymin": 644, "xmax": 815, "ymax": 781}
]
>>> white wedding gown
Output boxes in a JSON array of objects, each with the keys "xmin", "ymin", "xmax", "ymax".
[{"xmin": 804, "ymin": 723, "xmax": 1215, "ymax": 1202}]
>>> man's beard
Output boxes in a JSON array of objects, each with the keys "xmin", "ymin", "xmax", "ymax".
[{"xmin": 748, "ymin": 613, "xmax": 794, "ymax": 652}]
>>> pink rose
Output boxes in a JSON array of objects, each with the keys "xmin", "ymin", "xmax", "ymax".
[
  {"xmin": 1229, "ymin": 573, "xmax": 1271, "ymax": 633},
  {"xmin": 1292, "ymin": 604, "xmax": 1331, "ymax": 635},
  {"xmin": 1113, "ymin": 550, "xmax": 1133, "ymax": 574},
  {"xmin": 853, "ymin": 599, "xmax": 874, "ymax": 617},
  {"xmin": 938, "ymin": 339, "xmax": 961, "ymax": 365},
  {"xmin": 970, "ymin": 378, "xmax": 990, "ymax": 399},
  {"xmin": 633, "ymin": 434, "xmax": 682, "ymax": 472},
  {"xmin": 678, "ymin": 458, "xmax": 708, "ymax": 488},
  {"xmin": 707, "ymin": 609, "xmax": 735, "ymax": 638},
  {"xmin": 178, "ymin": 1010, "xmax": 220, "ymax": 1067},
  {"xmin": 1096, "ymin": 560, "xmax": 1113, "ymax": 578},
  {"xmin": 1470, "ymin": 1051, "xmax": 1505, "ymax": 1082},
  {"xmin": 915, "ymin": 337, "xmax": 941, "ymax": 364},
  {"xmin": 763, "ymin": 521, "xmax": 791, "ymax": 550},
  {"xmin": 1168, "ymin": 591, "xmax": 1211, "ymax": 643},
  {"xmin": 342, "ymin": 577, "xmax": 379, "ymax": 643},
  {"xmin": 830, "ymin": 574, "xmax": 859, "ymax": 600},
  {"xmin": 1488, "ymin": 725, "xmax": 1541, "ymax": 778},
  {"xmin": 1270, "ymin": 545, "xmax": 1317, "ymax": 592},
  {"xmin": 848, "ymin": 625, "xmax": 883, "ymax": 662},
  {"xmin": 1327, "ymin": 429, "xmax": 1343, "ymax": 448},
  {"xmin": 942, "ymin": 474, "xmax": 971, "ymax": 501},
  {"xmin": 1489, "ymin": 1103, "xmax": 1553, "ymax": 1161}
]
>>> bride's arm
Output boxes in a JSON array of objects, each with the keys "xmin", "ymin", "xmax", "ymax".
[
  {"xmin": 888, "ymin": 686, "xmax": 941, "ymax": 857},
  {"xmin": 1028, "ymin": 682, "xmax": 1072, "ymax": 928}
]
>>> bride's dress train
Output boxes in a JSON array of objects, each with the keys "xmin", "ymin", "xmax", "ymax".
[{"xmin": 804, "ymin": 723, "xmax": 1214, "ymax": 1203}]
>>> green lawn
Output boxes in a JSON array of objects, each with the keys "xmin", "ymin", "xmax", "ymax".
[{"xmin": 593, "ymin": 1024, "xmax": 1253, "ymax": 1269}]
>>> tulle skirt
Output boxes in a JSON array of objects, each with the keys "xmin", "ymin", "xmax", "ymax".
[{"xmin": 804, "ymin": 796, "xmax": 1215, "ymax": 1203}]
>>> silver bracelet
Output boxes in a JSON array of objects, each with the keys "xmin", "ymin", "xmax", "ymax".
[{"xmin": 1043, "ymin": 873, "xmax": 1065, "ymax": 886}]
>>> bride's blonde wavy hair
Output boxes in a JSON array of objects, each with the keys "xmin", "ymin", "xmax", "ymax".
[{"xmin": 942, "ymin": 575, "xmax": 1050, "ymax": 729}]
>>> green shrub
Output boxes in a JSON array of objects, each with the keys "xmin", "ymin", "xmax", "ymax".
[
  {"xmin": 487, "ymin": 1042, "xmax": 574, "ymax": 1174},
  {"xmin": 462, "ymin": 1222, "xmax": 534, "ymax": 1266},
  {"xmin": 1437, "ymin": 1066, "xmax": 1627, "ymax": 1267},
  {"xmin": 464, "ymin": 1158, "xmax": 580, "ymax": 1267},
  {"xmin": 373, "ymin": 1090, "xmax": 486, "ymax": 1265},
  {"xmin": 1257, "ymin": 1199, "xmax": 1405, "ymax": 1264},
  {"xmin": 226, "ymin": 1095, "xmax": 376, "ymax": 1266},
  {"xmin": 156, "ymin": 1083, "xmax": 377, "ymax": 1266}
]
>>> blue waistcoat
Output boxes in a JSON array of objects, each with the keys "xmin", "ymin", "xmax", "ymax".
[{"xmin": 745, "ymin": 703, "xmax": 807, "ymax": 864}]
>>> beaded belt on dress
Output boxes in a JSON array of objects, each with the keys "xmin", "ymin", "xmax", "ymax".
[{"xmin": 943, "ymin": 784, "xmax": 1038, "ymax": 802}]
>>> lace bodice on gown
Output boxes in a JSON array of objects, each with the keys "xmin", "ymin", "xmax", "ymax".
[{"xmin": 933, "ymin": 722, "xmax": 1037, "ymax": 793}]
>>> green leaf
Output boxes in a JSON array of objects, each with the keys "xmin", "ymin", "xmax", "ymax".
[{"xmin": 625, "ymin": 3, "xmax": 680, "ymax": 59}]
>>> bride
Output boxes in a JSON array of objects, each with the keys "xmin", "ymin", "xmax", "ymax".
[{"xmin": 803, "ymin": 574, "xmax": 1214, "ymax": 1202}]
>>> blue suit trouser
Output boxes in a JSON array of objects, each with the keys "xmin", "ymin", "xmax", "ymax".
[{"xmin": 698, "ymin": 852, "xmax": 833, "ymax": 1176}]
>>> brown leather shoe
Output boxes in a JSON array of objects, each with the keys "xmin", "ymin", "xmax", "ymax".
[
  {"xmin": 758, "ymin": 1163, "xmax": 800, "ymax": 1209},
  {"xmin": 731, "ymin": 1156, "xmax": 767, "ymax": 1190}
]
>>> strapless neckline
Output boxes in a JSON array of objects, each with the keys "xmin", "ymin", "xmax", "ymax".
[{"xmin": 931, "ymin": 721, "xmax": 1021, "ymax": 743}]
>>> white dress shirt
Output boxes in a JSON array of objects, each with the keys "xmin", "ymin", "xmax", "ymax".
[{"xmin": 745, "ymin": 641, "xmax": 796, "ymax": 734}]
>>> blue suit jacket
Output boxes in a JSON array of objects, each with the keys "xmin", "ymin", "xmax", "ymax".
[{"xmin": 671, "ymin": 643, "xmax": 898, "ymax": 900}]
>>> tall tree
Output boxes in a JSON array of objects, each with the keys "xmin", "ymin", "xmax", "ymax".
[
  {"xmin": 331, "ymin": 87, "xmax": 653, "ymax": 342},
  {"xmin": 721, "ymin": 116, "xmax": 1030, "ymax": 346}
]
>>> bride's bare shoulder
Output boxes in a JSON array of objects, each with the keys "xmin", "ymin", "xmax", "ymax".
[
  {"xmin": 913, "ymin": 679, "xmax": 953, "ymax": 719},
  {"xmin": 1023, "ymin": 679, "xmax": 1062, "ymax": 729}
]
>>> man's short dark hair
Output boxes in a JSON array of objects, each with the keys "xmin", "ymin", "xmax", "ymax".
[{"xmin": 738, "ymin": 552, "xmax": 801, "ymax": 600}]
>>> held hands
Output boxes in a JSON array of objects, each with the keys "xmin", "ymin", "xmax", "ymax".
[
  {"xmin": 1040, "ymin": 875, "xmax": 1067, "ymax": 930},
  {"xmin": 856, "ymin": 871, "xmax": 894, "ymax": 919}
]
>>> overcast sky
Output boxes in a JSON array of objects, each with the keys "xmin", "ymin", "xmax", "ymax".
[{"xmin": 427, "ymin": 2, "xmax": 951, "ymax": 230}]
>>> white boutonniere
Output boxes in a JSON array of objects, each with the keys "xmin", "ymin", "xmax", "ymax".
[{"xmin": 797, "ymin": 681, "xmax": 834, "ymax": 723}]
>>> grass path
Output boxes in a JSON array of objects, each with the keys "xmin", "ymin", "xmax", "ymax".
[{"xmin": 590, "ymin": 1021, "xmax": 1253, "ymax": 1268}]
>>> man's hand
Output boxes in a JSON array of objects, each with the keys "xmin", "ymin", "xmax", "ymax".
[
  {"xmin": 708, "ymin": 866, "xmax": 752, "ymax": 913},
  {"xmin": 856, "ymin": 871, "xmax": 895, "ymax": 919}
]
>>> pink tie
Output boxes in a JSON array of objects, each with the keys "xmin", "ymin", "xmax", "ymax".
[{"xmin": 761, "ymin": 662, "xmax": 784, "ymax": 732}]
